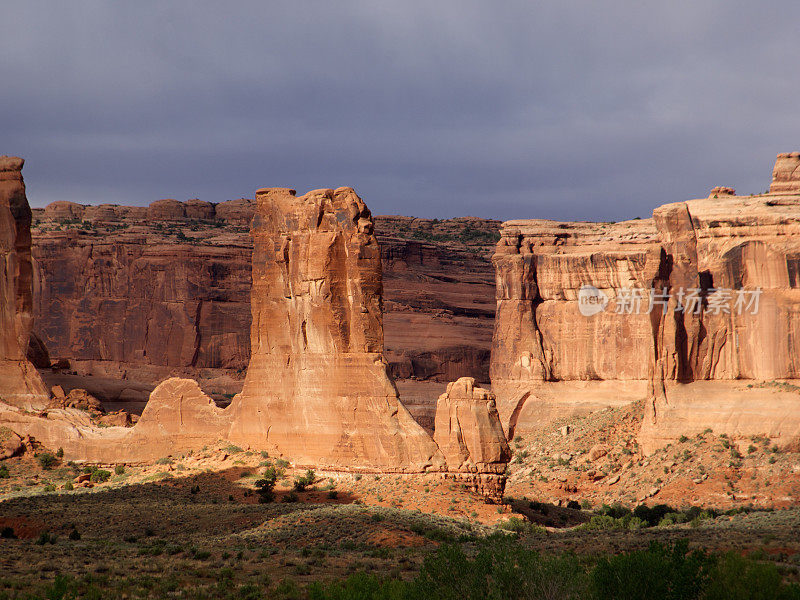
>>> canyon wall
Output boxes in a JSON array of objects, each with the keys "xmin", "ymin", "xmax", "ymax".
[
  {"xmin": 0, "ymin": 157, "xmax": 48, "ymax": 410},
  {"xmin": 492, "ymin": 154, "xmax": 800, "ymax": 451}
]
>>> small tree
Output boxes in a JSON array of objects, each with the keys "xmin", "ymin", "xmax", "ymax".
[
  {"xmin": 254, "ymin": 466, "xmax": 279, "ymax": 503},
  {"xmin": 293, "ymin": 469, "xmax": 315, "ymax": 492}
]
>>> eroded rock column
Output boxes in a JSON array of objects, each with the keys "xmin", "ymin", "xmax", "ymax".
[
  {"xmin": 0, "ymin": 156, "xmax": 48, "ymax": 410},
  {"xmin": 434, "ymin": 377, "xmax": 510, "ymax": 502},
  {"xmin": 227, "ymin": 187, "xmax": 444, "ymax": 471}
]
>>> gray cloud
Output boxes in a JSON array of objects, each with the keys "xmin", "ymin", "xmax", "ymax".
[{"xmin": 2, "ymin": 1, "xmax": 798, "ymax": 220}]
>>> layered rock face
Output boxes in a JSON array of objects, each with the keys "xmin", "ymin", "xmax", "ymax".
[
  {"xmin": 0, "ymin": 157, "xmax": 48, "ymax": 409},
  {"xmin": 493, "ymin": 154, "xmax": 800, "ymax": 452},
  {"xmin": 491, "ymin": 218, "xmax": 660, "ymax": 436},
  {"xmin": 31, "ymin": 199, "xmax": 253, "ymax": 396},
  {"xmin": 770, "ymin": 152, "xmax": 800, "ymax": 194},
  {"xmin": 434, "ymin": 377, "xmax": 510, "ymax": 501},
  {"xmin": 226, "ymin": 187, "xmax": 444, "ymax": 471}
]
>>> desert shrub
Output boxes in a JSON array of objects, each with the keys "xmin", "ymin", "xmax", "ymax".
[
  {"xmin": 274, "ymin": 578, "xmax": 301, "ymax": 600},
  {"xmin": 68, "ymin": 528, "xmax": 81, "ymax": 540},
  {"xmin": 64, "ymin": 481, "xmax": 73, "ymax": 491},
  {"xmin": 704, "ymin": 552, "xmax": 800, "ymax": 600},
  {"xmin": 293, "ymin": 469, "xmax": 315, "ymax": 492},
  {"xmin": 35, "ymin": 531, "xmax": 58, "ymax": 545},
  {"xmin": 37, "ymin": 452, "xmax": 57, "ymax": 470},
  {"xmin": 43, "ymin": 484, "xmax": 56, "ymax": 492},
  {"xmin": 155, "ymin": 457, "xmax": 173, "ymax": 465},
  {"xmin": 597, "ymin": 503, "xmax": 632, "ymax": 520},
  {"xmin": 633, "ymin": 504, "xmax": 675, "ymax": 527},
  {"xmin": 90, "ymin": 469, "xmax": 111, "ymax": 483},
  {"xmin": 56, "ymin": 447, "xmax": 64, "ymax": 458},
  {"xmin": 413, "ymin": 537, "xmax": 588, "ymax": 600},
  {"xmin": 327, "ymin": 489, "xmax": 338, "ymax": 500},
  {"xmin": 308, "ymin": 572, "xmax": 407, "ymax": 600},
  {"xmin": 659, "ymin": 512, "xmax": 688, "ymax": 527},
  {"xmin": 282, "ymin": 491, "xmax": 299, "ymax": 503},
  {"xmin": 115, "ymin": 465, "xmax": 125, "ymax": 475},
  {"xmin": 0, "ymin": 464, "xmax": 10, "ymax": 478},
  {"xmin": 591, "ymin": 541, "xmax": 710, "ymax": 600},
  {"xmin": 255, "ymin": 467, "xmax": 278, "ymax": 503},
  {"xmin": 1, "ymin": 526, "xmax": 16, "ymax": 539}
]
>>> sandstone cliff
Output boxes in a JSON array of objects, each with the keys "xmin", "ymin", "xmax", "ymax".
[
  {"xmin": 0, "ymin": 156, "xmax": 48, "ymax": 410},
  {"xmin": 492, "ymin": 153, "xmax": 800, "ymax": 452}
]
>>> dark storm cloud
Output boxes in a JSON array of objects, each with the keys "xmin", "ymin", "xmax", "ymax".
[{"xmin": 2, "ymin": 1, "xmax": 799, "ymax": 220}]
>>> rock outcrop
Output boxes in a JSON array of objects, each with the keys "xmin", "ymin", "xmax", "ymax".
[
  {"xmin": 434, "ymin": 377, "xmax": 510, "ymax": 501},
  {"xmin": 0, "ymin": 156, "xmax": 48, "ymax": 409},
  {"xmin": 492, "ymin": 153, "xmax": 800, "ymax": 452},
  {"xmin": 226, "ymin": 187, "xmax": 444, "ymax": 471},
  {"xmin": 770, "ymin": 152, "xmax": 800, "ymax": 194}
]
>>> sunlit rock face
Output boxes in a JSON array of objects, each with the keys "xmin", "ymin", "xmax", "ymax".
[
  {"xmin": 0, "ymin": 156, "xmax": 48, "ymax": 410},
  {"xmin": 434, "ymin": 377, "xmax": 510, "ymax": 502},
  {"xmin": 227, "ymin": 187, "xmax": 444, "ymax": 471},
  {"xmin": 491, "ymin": 154, "xmax": 800, "ymax": 452}
]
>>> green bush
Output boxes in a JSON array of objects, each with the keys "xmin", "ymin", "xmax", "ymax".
[
  {"xmin": 115, "ymin": 465, "xmax": 125, "ymax": 475},
  {"xmin": 293, "ymin": 469, "xmax": 316, "ymax": 492},
  {"xmin": 704, "ymin": 552, "xmax": 800, "ymax": 600},
  {"xmin": 255, "ymin": 467, "xmax": 278, "ymax": 503},
  {"xmin": 37, "ymin": 452, "xmax": 57, "ymax": 470},
  {"xmin": 592, "ymin": 541, "xmax": 710, "ymax": 600},
  {"xmin": 90, "ymin": 469, "xmax": 111, "ymax": 483},
  {"xmin": 0, "ymin": 464, "xmax": 10, "ymax": 478}
]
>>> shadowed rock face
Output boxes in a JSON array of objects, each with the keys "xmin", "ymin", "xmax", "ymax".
[
  {"xmin": 226, "ymin": 187, "xmax": 444, "ymax": 471},
  {"xmin": 0, "ymin": 156, "xmax": 48, "ymax": 409},
  {"xmin": 492, "ymin": 153, "xmax": 800, "ymax": 452}
]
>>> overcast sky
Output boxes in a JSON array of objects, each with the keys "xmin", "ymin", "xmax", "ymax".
[{"xmin": 2, "ymin": 2, "xmax": 798, "ymax": 221}]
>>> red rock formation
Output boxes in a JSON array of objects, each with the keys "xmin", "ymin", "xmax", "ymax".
[
  {"xmin": 491, "ymin": 218, "xmax": 660, "ymax": 436},
  {"xmin": 492, "ymin": 153, "xmax": 800, "ymax": 452},
  {"xmin": 434, "ymin": 377, "xmax": 510, "ymax": 501},
  {"xmin": 226, "ymin": 187, "xmax": 444, "ymax": 471},
  {"xmin": 32, "ymin": 204, "xmax": 252, "ymax": 390},
  {"xmin": 770, "ymin": 152, "xmax": 800, "ymax": 194},
  {"xmin": 6, "ymin": 183, "xmax": 509, "ymax": 493},
  {"xmin": 0, "ymin": 156, "xmax": 48, "ymax": 409}
]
